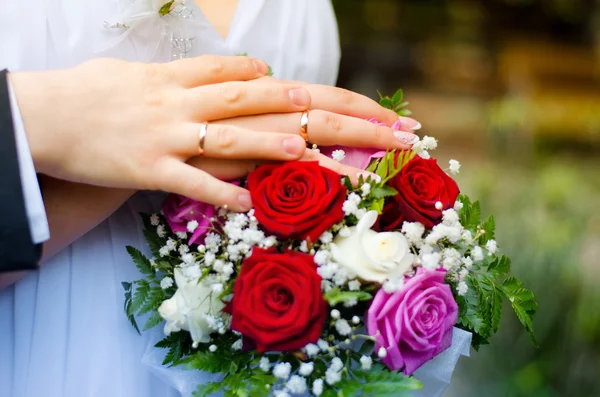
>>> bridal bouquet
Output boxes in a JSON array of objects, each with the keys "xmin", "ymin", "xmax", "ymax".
[{"xmin": 124, "ymin": 90, "xmax": 537, "ymax": 396}]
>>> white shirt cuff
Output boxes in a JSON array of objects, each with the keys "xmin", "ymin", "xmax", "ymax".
[{"xmin": 8, "ymin": 79, "xmax": 50, "ymax": 244}]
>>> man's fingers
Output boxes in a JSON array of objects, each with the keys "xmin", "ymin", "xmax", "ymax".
[
  {"xmin": 165, "ymin": 55, "xmax": 270, "ymax": 88},
  {"xmin": 156, "ymin": 159, "xmax": 253, "ymax": 212},
  {"xmin": 184, "ymin": 82, "xmax": 311, "ymax": 121},
  {"xmin": 186, "ymin": 157, "xmax": 261, "ymax": 181}
]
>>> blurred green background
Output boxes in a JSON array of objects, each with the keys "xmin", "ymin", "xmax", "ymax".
[{"xmin": 332, "ymin": 0, "xmax": 600, "ymax": 396}]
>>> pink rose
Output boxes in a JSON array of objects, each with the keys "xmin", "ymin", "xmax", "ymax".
[
  {"xmin": 366, "ymin": 268, "xmax": 458, "ymax": 375},
  {"xmin": 319, "ymin": 119, "xmax": 401, "ymax": 170},
  {"xmin": 162, "ymin": 194, "xmax": 216, "ymax": 245}
]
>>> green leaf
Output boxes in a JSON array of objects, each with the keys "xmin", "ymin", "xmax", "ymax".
[
  {"xmin": 267, "ymin": 65, "xmax": 273, "ymax": 77},
  {"xmin": 457, "ymin": 194, "xmax": 481, "ymax": 231},
  {"xmin": 366, "ymin": 158, "xmax": 380, "ymax": 173},
  {"xmin": 501, "ymin": 276, "xmax": 538, "ymax": 346},
  {"xmin": 355, "ymin": 365, "xmax": 423, "ymax": 396},
  {"xmin": 193, "ymin": 381, "xmax": 221, "ymax": 397},
  {"xmin": 487, "ymin": 255, "xmax": 510, "ymax": 278},
  {"xmin": 379, "ymin": 97, "xmax": 393, "ymax": 109},
  {"xmin": 143, "ymin": 311, "xmax": 163, "ymax": 331},
  {"xmin": 126, "ymin": 246, "xmax": 154, "ymax": 276},
  {"xmin": 391, "ymin": 89, "xmax": 404, "ymax": 105},
  {"xmin": 122, "ymin": 282, "xmax": 140, "ymax": 334},
  {"xmin": 130, "ymin": 279, "xmax": 150, "ymax": 315},
  {"xmin": 158, "ymin": 0, "xmax": 174, "ymax": 16},
  {"xmin": 358, "ymin": 339, "xmax": 374, "ymax": 356},
  {"xmin": 371, "ymin": 185, "xmax": 398, "ymax": 199},
  {"xmin": 138, "ymin": 286, "xmax": 165, "ymax": 316},
  {"xmin": 479, "ymin": 215, "xmax": 496, "ymax": 244},
  {"xmin": 324, "ymin": 287, "xmax": 372, "ymax": 306},
  {"xmin": 143, "ymin": 228, "xmax": 164, "ymax": 259},
  {"xmin": 342, "ymin": 176, "xmax": 353, "ymax": 192}
]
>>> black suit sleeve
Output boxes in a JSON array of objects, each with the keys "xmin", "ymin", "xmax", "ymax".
[{"xmin": 0, "ymin": 69, "xmax": 41, "ymax": 272}]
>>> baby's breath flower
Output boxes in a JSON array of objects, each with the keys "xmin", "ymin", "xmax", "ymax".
[
  {"xmin": 298, "ymin": 362, "xmax": 314, "ymax": 377},
  {"xmin": 312, "ymin": 379, "xmax": 324, "ymax": 396},
  {"xmin": 421, "ymin": 252, "xmax": 442, "ymax": 271},
  {"xmin": 360, "ymin": 183, "xmax": 371, "ymax": 197},
  {"xmin": 331, "ymin": 149, "xmax": 346, "ymax": 162},
  {"xmin": 419, "ymin": 150, "xmax": 431, "ymax": 159},
  {"xmin": 421, "ymin": 136, "xmax": 438, "ymax": 150},
  {"xmin": 335, "ymin": 319, "xmax": 352, "ymax": 336},
  {"xmin": 157, "ymin": 225, "xmax": 166, "ymax": 238},
  {"xmin": 454, "ymin": 200, "xmax": 464, "ymax": 211},
  {"xmin": 330, "ymin": 309, "xmax": 341, "ymax": 320},
  {"xmin": 435, "ymin": 201, "xmax": 443, "ymax": 211},
  {"xmin": 187, "ymin": 220, "xmax": 199, "ymax": 233},
  {"xmin": 299, "ymin": 240, "xmax": 309, "ymax": 253},
  {"xmin": 486, "ymin": 239, "xmax": 498, "ymax": 254},
  {"xmin": 273, "ymin": 362, "xmax": 292, "ymax": 380},
  {"xmin": 448, "ymin": 159, "xmax": 461, "ymax": 175},
  {"xmin": 338, "ymin": 227, "xmax": 351, "ymax": 237},
  {"xmin": 348, "ymin": 279, "xmax": 361, "ymax": 291},
  {"xmin": 472, "ymin": 246, "xmax": 484, "ymax": 262},
  {"xmin": 159, "ymin": 246, "xmax": 170, "ymax": 257},
  {"xmin": 317, "ymin": 339, "xmax": 329, "ymax": 352},
  {"xmin": 231, "ymin": 339, "xmax": 243, "ymax": 351},
  {"xmin": 401, "ymin": 222, "xmax": 425, "ymax": 244},
  {"xmin": 457, "ymin": 281, "xmax": 468, "ymax": 296},
  {"xmin": 313, "ymin": 250, "xmax": 330, "ymax": 266},
  {"xmin": 160, "ymin": 277, "xmax": 173, "ymax": 290},
  {"xmin": 377, "ymin": 347, "xmax": 388, "ymax": 358},
  {"xmin": 319, "ymin": 231, "xmax": 333, "ymax": 245},
  {"xmin": 176, "ymin": 231, "xmax": 187, "ymax": 239},
  {"xmin": 360, "ymin": 355, "xmax": 373, "ymax": 370},
  {"xmin": 286, "ymin": 375, "xmax": 307, "ymax": 395},
  {"xmin": 304, "ymin": 344, "xmax": 320, "ymax": 358},
  {"xmin": 150, "ymin": 214, "xmax": 160, "ymax": 226},
  {"xmin": 259, "ymin": 357, "xmax": 271, "ymax": 372},
  {"xmin": 352, "ymin": 316, "xmax": 360, "ymax": 325},
  {"xmin": 178, "ymin": 244, "xmax": 190, "ymax": 255},
  {"xmin": 208, "ymin": 344, "xmax": 217, "ymax": 352}
]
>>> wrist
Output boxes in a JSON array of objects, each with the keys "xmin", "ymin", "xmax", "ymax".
[{"xmin": 9, "ymin": 70, "xmax": 62, "ymax": 175}]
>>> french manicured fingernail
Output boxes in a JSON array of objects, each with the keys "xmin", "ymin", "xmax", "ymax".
[
  {"xmin": 358, "ymin": 172, "xmax": 382, "ymax": 183},
  {"xmin": 399, "ymin": 116, "xmax": 422, "ymax": 130},
  {"xmin": 252, "ymin": 59, "xmax": 268, "ymax": 75},
  {"xmin": 282, "ymin": 136, "xmax": 305, "ymax": 155},
  {"xmin": 237, "ymin": 192, "xmax": 252, "ymax": 211},
  {"xmin": 289, "ymin": 88, "xmax": 310, "ymax": 107},
  {"xmin": 394, "ymin": 130, "xmax": 419, "ymax": 145}
]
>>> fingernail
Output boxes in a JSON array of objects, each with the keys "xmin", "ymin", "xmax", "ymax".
[
  {"xmin": 398, "ymin": 116, "xmax": 422, "ymax": 130},
  {"xmin": 282, "ymin": 136, "xmax": 305, "ymax": 155},
  {"xmin": 237, "ymin": 192, "xmax": 252, "ymax": 211},
  {"xmin": 358, "ymin": 172, "xmax": 382, "ymax": 183},
  {"xmin": 394, "ymin": 130, "xmax": 419, "ymax": 145},
  {"xmin": 252, "ymin": 59, "xmax": 268, "ymax": 75},
  {"xmin": 289, "ymin": 88, "xmax": 310, "ymax": 107}
]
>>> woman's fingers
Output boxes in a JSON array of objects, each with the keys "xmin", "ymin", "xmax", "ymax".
[
  {"xmin": 248, "ymin": 77, "xmax": 422, "ymax": 130},
  {"xmin": 165, "ymin": 55, "xmax": 270, "ymax": 88},
  {"xmin": 173, "ymin": 122, "xmax": 306, "ymax": 160},
  {"xmin": 156, "ymin": 159, "xmax": 253, "ymax": 212},
  {"xmin": 218, "ymin": 111, "xmax": 418, "ymax": 150},
  {"xmin": 185, "ymin": 82, "xmax": 311, "ymax": 121},
  {"xmin": 301, "ymin": 150, "xmax": 380, "ymax": 186}
]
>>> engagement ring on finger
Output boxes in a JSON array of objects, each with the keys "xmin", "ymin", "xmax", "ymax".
[
  {"xmin": 300, "ymin": 111, "xmax": 309, "ymax": 143},
  {"xmin": 198, "ymin": 122, "xmax": 208, "ymax": 156}
]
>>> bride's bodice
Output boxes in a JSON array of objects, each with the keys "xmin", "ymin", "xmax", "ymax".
[{"xmin": 0, "ymin": 0, "xmax": 341, "ymax": 85}]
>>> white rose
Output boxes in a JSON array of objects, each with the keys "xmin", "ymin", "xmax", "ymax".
[
  {"xmin": 158, "ymin": 268, "xmax": 225, "ymax": 347},
  {"xmin": 330, "ymin": 210, "xmax": 414, "ymax": 283}
]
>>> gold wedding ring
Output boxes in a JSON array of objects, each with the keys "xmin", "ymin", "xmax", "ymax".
[
  {"xmin": 300, "ymin": 111, "xmax": 309, "ymax": 143},
  {"xmin": 198, "ymin": 122, "xmax": 208, "ymax": 156}
]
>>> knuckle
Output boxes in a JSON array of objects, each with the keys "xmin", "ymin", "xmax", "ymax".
[
  {"xmin": 143, "ymin": 88, "xmax": 167, "ymax": 108},
  {"xmin": 374, "ymin": 125, "xmax": 387, "ymax": 141},
  {"xmin": 338, "ymin": 88, "xmax": 355, "ymax": 105},
  {"xmin": 324, "ymin": 112, "xmax": 344, "ymax": 135},
  {"xmin": 201, "ymin": 55, "xmax": 225, "ymax": 75},
  {"xmin": 219, "ymin": 83, "xmax": 244, "ymax": 103},
  {"xmin": 139, "ymin": 62, "xmax": 165, "ymax": 84},
  {"xmin": 212, "ymin": 125, "xmax": 237, "ymax": 151}
]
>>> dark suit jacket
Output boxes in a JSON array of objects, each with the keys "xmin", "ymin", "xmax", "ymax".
[{"xmin": 0, "ymin": 69, "xmax": 41, "ymax": 272}]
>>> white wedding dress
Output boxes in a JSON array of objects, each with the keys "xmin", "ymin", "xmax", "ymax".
[{"xmin": 0, "ymin": 1, "xmax": 340, "ymax": 396}]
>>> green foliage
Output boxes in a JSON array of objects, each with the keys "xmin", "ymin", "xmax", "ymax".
[
  {"xmin": 324, "ymin": 287, "xmax": 372, "ymax": 306},
  {"xmin": 156, "ymin": 331, "xmax": 193, "ymax": 366},
  {"xmin": 378, "ymin": 89, "xmax": 412, "ymax": 117},
  {"xmin": 455, "ymin": 196, "xmax": 537, "ymax": 350}
]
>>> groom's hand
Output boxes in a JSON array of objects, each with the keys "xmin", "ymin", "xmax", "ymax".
[{"xmin": 9, "ymin": 56, "xmax": 312, "ymax": 211}]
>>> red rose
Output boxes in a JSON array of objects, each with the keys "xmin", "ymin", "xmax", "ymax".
[
  {"xmin": 378, "ymin": 153, "xmax": 459, "ymax": 230},
  {"xmin": 229, "ymin": 248, "xmax": 327, "ymax": 353},
  {"xmin": 247, "ymin": 161, "xmax": 346, "ymax": 243}
]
